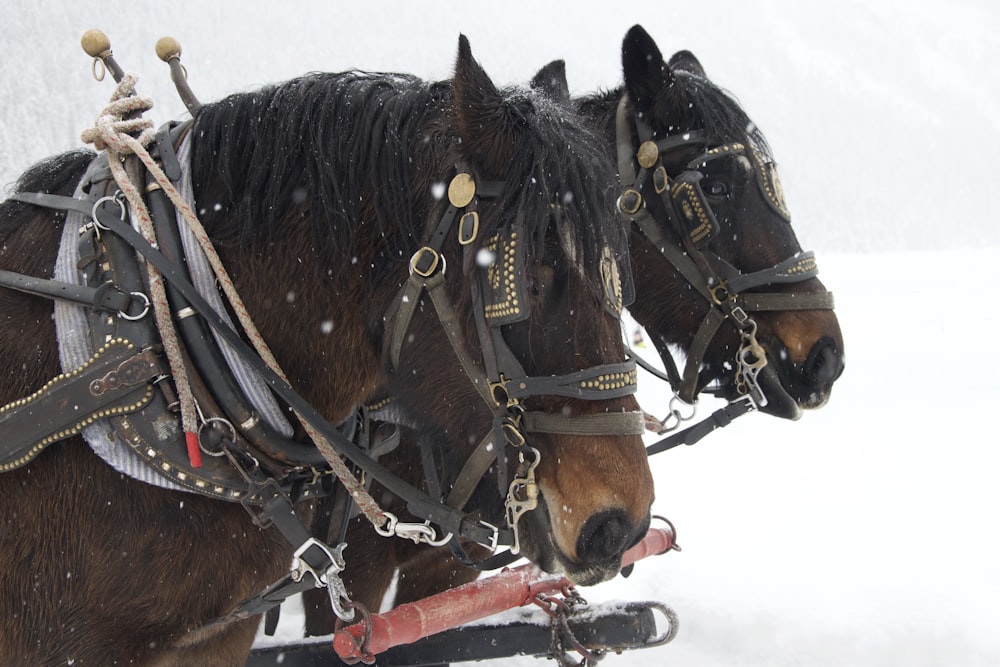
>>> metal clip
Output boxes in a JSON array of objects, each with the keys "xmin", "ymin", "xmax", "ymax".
[
  {"xmin": 374, "ymin": 512, "xmax": 453, "ymax": 547},
  {"xmin": 290, "ymin": 538, "xmax": 355, "ymax": 622}
]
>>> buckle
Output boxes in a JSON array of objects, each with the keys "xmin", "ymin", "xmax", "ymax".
[
  {"xmin": 617, "ymin": 189, "xmax": 642, "ymax": 215},
  {"xmin": 458, "ymin": 211, "xmax": 479, "ymax": 245},
  {"xmin": 409, "ymin": 247, "xmax": 444, "ymax": 277},
  {"xmin": 709, "ymin": 283, "xmax": 730, "ymax": 305}
]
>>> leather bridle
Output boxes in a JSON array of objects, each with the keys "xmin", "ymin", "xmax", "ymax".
[
  {"xmin": 613, "ymin": 97, "xmax": 835, "ymax": 451},
  {"xmin": 380, "ymin": 164, "xmax": 645, "ymax": 564}
]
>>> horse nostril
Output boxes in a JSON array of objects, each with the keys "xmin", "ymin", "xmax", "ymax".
[
  {"xmin": 803, "ymin": 336, "xmax": 844, "ymax": 388},
  {"xmin": 576, "ymin": 510, "xmax": 631, "ymax": 563}
]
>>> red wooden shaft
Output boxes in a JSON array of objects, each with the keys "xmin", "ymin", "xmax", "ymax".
[{"xmin": 333, "ymin": 525, "xmax": 675, "ymax": 661}]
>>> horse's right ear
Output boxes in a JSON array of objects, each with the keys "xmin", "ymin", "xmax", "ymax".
[
  {"xmin": 621, "ymin": 24, "xmax": 669, "ymax": 113},
  {"xmin": 530, "ymin": 59, "xmax": 570, "ymax": 105},
  {"xmin": 452, "ymin": 34, "xmax": 519, "ymax": 174}
]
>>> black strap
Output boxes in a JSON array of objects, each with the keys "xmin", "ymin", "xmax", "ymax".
[
  {"xmin": 0, "ymin": 268, "xmax": 136, "ymax": 314},
  {"xmin": 645, "ymin": 398, "xmax": 755, "ymax": 456},
  {"xmin": 12, "ymin": 191, "xmax": 514, "ymax": 549}
]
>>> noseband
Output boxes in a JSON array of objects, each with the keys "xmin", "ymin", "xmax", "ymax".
[{"xmin": 614, "ymin": 97, "xmax": 835, "ymax": 425}]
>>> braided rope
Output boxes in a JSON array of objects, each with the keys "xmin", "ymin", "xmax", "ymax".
[
  {"xmin": 81, "ymin": 75, "xmax": 201, "ymax": 466},
  {"xmin": 82, "ymin": 74, "xmax": 387, "ymax": 527}
]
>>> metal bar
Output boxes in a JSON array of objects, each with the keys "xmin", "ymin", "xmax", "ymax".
[{"xmin": 332, "ymin": 525, "xmax": 675, "ymax": 661}]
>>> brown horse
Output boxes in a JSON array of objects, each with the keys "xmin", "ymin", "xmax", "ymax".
[
  {"xmin": 0, "ymin": 36, "xmax": 653, "ymax": 665},
  {"xmin": 586, "ymin": 25, "xmax": 844, "ymax": 420},
  {"xmin": 303, "ymin": 24, "xmax": 844, "ymax": 639}
]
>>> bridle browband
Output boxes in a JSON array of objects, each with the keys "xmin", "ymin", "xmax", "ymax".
[{"xmin": 613, "ymin": 96, "xmax": 836, "ymax": 451}]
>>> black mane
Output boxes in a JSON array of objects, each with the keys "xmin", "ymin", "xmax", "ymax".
[
  {"xmin": 189, "ymin": 70, "xmax": 626, "ymax": 283},
  {"xmin": 669, "ymin": 70, "xmax": 774, "ymax": 160},
  {"xmin": 190, "ymin": 71, "xmax": 443, "ymax": 263}
]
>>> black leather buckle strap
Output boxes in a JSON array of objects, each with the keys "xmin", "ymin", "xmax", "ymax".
[
  {"xmin": 0, "ymin": 268, "xmax": 142, "ymax": 316},
  {"xmin": 14, "ymin": 190, "xmax": 519, "ymax": 550},
  {"xmin": 644, "ymin": 396, "xmax": 756, "ymax": 456}
]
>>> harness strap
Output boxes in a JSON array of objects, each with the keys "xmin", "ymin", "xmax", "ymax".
[
  {"xmin": 13, "ymin": 191, "xmax": 516, "ymax": 549},
  {"xmin": 644, "ymin": 397, "xmax": 756, "ymax": 455},
  {"xmin": 443, "ymin": 410, "xmax": 645, "ymax": 523},
  {"xmin": 0, "ymin": 269, "xmax": 138, "ymax": 315},
  {"xmin": 521, "ymin": 410, "xmax": 645, "ymax": 436},
  {"xmin": 143, "ymin": 151, "xmax": 328, "ymax": 468}
]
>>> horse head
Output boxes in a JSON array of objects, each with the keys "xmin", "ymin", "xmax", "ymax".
[
  {"xmin": 607, "ymin": 24, "xmax": 845, "ymax": 419},
  {"xmin": 318, "ymin": 37, "xmax": 655, "ymax": 586}
]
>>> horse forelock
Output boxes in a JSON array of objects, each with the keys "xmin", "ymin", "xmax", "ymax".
[
  {"xmin": 473, "ymin": 87, "xmax": 627, "ymax": 285},
  {"xmin": 670, "ymin": 71, "xmax": 775, "ymax": 161}
]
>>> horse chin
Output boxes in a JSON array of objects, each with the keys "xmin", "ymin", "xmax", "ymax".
[{"xmin": 516, "ymin": 495, "xmax": 623, "ymax": 587}]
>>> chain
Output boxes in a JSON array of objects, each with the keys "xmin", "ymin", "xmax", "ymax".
[
  {"xmin": 334, "ymin": 600, "xmax": 375, "ymax": 665},
  {"xmin": 533, "ymin": 587, "xmax": 605, "ymax": 666}
]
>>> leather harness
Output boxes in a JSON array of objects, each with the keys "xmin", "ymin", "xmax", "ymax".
[
  {"xmin": 0, "ymin": 120, "xmax": 645, "ymax": 555},
  {"xmin": 612, "ymin": 96, "xmax": 836, "ymax": 454}
]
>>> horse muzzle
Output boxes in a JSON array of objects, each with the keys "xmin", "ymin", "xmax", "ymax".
[
  {"xmin": 756, "ymin": 334, "xmax": 845, "ymax": 419},
  {"xmin": 517, "ymin": 474, "xmax": 654, "ymax": 586}
]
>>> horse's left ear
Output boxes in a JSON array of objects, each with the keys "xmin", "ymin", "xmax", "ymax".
[
  {"xmin": 530, "ymin": 59, "xmax": 570, "ymax": 105},
  {"xmin": 668, "ymin": 50, "xmax": 706, "ymax": 78},
  {"xmin": 622, "ymin": 24, "xmax": 669, "ymax": 113},
  {"xmin": 452, "ymin": 34, "xmax": 521, "ymax": 174}
]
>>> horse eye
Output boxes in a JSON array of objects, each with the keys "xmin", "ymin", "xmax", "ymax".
[{"xmin": 703, "ymin": 180, "xmax": 729, "ymax": 198}]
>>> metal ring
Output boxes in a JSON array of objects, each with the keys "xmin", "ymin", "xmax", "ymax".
[
  {"xmin": 118, "ymin": 291, "xmax": 150, "ymax": 321},
  {"xmin": 668, "ymin": 395, "xmax": 697, "ymax": 421},
  {"xmin": 92, "ymin": 57, "xmax": 106, "ymax": 82},
  {"xmin": 198, "ymin": 417, "xmax": 236, "ymax": 457},
  {"xmin": 91, "ymin": 195, "xmax": 126, "ymax": 230}
]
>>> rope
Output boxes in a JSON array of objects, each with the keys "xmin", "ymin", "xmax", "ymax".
[
  {"xmin": 81, "ymin": 74, "xmax": 387, "ymax": 528},
  {"xmin": 81, "ymin": 75, "xmax": 201, "ymax": 466}
]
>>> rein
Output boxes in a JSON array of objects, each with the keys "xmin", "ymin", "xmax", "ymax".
[{"xmin": 613, "ymin": 96, "xmax": 836, "ymax": 450}]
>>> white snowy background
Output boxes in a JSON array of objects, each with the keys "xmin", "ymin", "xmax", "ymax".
[{"xmin": 3, "ymin": 1, "xmax": 998, "ymax": 665}]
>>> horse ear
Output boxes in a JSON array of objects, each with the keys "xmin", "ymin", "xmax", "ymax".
[
  {"xmin": 530, "ymin": 59, "xmax": 570, "ymax": 104},
  {"xmin": 621, "ymin": 24, "xmax": 669, "ymax": 113},
  {"xmin": 452, "ymin": 34, "xmax": 520, "ymax": 173},
  {"xmin": 668, "ymin": 50, "xmax": 706, "ymax": 78}
]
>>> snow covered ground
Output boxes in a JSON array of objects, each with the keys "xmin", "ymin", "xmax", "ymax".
[{"xmin": 3, "ymin": 1, "xmax": 998, "ymax": 665}]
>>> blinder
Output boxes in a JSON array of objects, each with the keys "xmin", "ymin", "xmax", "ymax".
[{"xmin": 482, "ymin": 223, "xmax": 529, "ymax": 325}]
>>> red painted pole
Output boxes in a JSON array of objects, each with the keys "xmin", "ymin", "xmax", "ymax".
[{"xmin": 332, "ymin": 525, "xmax": 676, "ymax": 662}]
